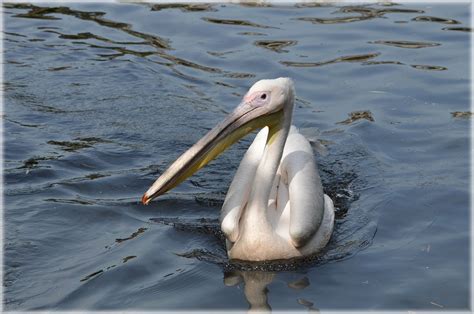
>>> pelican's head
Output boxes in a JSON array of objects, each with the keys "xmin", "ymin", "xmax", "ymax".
[
  {"xmin": 142, "ymin": 77, "xmax": 295, "ymax": 204},
  {"xmin": 243, "ymin": 77, "xmax": 294, "ymax": 114}
]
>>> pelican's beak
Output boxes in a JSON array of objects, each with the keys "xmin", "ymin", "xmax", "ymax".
[{"xmin": 142, "ymin": 103, "xmax": 282, "ymax": 205}]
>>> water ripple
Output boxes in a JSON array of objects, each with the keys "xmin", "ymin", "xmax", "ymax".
[
  {"xmin": 3, "ymin": 2, "xmax": 470, "ymax": 311},
  {"xmin": 202, "ymin": 17, "xmax": 275, "ymax": 29},
  {"xmin": 150, "ymin": 3, "xmax": 216, "ymax": 12},
  {"xmin": 412, "ymin": 15, "xmax": 461, "ymax": 24},
  {"xmin": 442, "ymin": 27, "xmax": 472, "ymax": 32},
  {"xmin": 5, "ymin": 3, "xmax": 171, "ymax": 49},
  {"xmin": 281, "ymin": 52, "xmax": 380, "ymax": 67},
  {"xmin": 296, "ymin": 5, "xmax": 424, "ymax": 25},
  {"xmin": 410, "ymin": 64, "xmax": 448, "ymax": 71},
  {"xmin": 369, "ymin": 40, "xmax": 441, "ymax": 49},
  {"xmin": 254, "ymin": 39, "xmax": 297, "ymax": 53}
]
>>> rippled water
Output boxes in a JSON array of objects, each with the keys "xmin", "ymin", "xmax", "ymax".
[{"xmin": 3, "ymin": 2, "xmax": 471, "ymax": 311}]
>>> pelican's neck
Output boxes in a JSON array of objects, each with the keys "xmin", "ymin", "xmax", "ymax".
[{"xmin": 245, "ymin": 100, "xmax": 294, "ymax": 229}]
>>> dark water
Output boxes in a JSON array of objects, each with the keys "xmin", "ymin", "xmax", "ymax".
[{"xmin": 3, "ymin": 2, "xmax": 471, "ymax": 311}]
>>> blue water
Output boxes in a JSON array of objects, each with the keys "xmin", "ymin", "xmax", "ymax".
[{"xmin": 3, "ymin": 2, "xmax": 471, "ymax": 311}]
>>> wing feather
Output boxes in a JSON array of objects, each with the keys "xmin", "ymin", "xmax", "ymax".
[{"xmin": 282, "ymin": 126, "xmax": 325, "ymax": 248}]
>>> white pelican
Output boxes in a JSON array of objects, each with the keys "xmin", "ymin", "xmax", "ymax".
[{"xmin": 142, "ymin": 78, "xmax": 335, "ymax": 261}]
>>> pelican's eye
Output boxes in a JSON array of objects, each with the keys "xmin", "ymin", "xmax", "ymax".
[{"xmin": 251, "ymin": 91, "xmax": 271, "ymax": 106}]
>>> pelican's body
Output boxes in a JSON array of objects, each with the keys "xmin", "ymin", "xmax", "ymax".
[
  {"xmin": 142, "ymin": 78, "xmax": 335, "ymax": 261},
  {"xmin": 222, "ymin": 126, "xmax": 334, "ymax": 260}
]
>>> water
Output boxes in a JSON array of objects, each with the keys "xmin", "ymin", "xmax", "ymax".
[{"xmin": 3, "ymin": 2, "xmax": 471, "ymax": 311}]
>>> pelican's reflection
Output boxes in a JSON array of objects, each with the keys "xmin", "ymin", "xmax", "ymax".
[
  {"xmin": 224, "ymin": 270, "xmax": 319, "ymax": 312},
  {"xmin": 224, "ymin": 270, "xmax": 274, "ymax": 312}
]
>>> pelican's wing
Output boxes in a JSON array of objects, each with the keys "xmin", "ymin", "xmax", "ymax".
[
  {"xmin": 282, "ymin": 126, "xmax": 325, "ymax": 248},
  {"xmin": 220, "ymin": 127, "xmax": 268, "ymax": 242}
]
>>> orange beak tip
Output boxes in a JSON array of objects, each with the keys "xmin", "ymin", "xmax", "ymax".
[{"xmin": 141, "ymin": 194, "xmax": 150, "ymax": 205}]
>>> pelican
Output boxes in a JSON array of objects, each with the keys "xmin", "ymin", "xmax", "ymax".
[{"xmin": 142, "ymin": 78, "xmax": 334, "ymax": 261}]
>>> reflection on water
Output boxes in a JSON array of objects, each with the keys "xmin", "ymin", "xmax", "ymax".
[
  {"xmin": 337, "ymin": 111, "xmax": 375, "ymax": 125},
  {"xmin": 281, "ymin": 53, "xmax": 381, "ymax": 67},
  {"xmin": 5, "ymin": 2, "xmax": 260, "ymax": 78},
  {"xmin": 202, "ymin": 17, "xmax": 275, "ymax": 29},
  {"xmin": 410, "ymin": 64, "xmax": 448, "ymax": 71},
  {"xmin": 47, "ymin": 137, "xmax": 111, "ymax": 152},
  {"xmin": 412, "ymin": 15, "xmax": 461, "ymax": 24},
  {"xmin": 225, "ymin": 271, "xmax": 274, "ymax": 312},
  {"xmin": 442, "ymin": 26, "xmax": 472, "ymax": 32},
  {"xmin": 224, "ymin": 270, "xmax": 320, "ymax": 312},
  {"xmin": 6, "ymin": 3, "xmax": 171, "ymax": 48},
  {"xmin": 369, "ymin": 40, "xmax": 440, "ymax": 49},
  {"xmin": 3, "ymin": 1, "xmax": 470, "ymax": 311},
  {"xmin": 451, "ymin": 111, "xmax": 473, "ymax": 119},
  {"xmin": 3, "ymin": 2, "xmax": 457, "ymax": 77},
  {"xmin": 115, "ymin": 227, "xmax": 147, "ymax": 243},
  {"xmin": 150, "ymin": 3, "xmax": 216, "ymax": 12},
  {"xmin": 295, "ymin": 5, "xmax": 424, "ymax": 25},
  {"xmin": 254, "ymin": 40, "xmax": 297, "ymax": 53}
]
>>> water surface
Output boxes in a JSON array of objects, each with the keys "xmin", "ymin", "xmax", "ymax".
[{"xmin": 3, "ymin": 2, "xmax": 471, "ymax": 311}]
